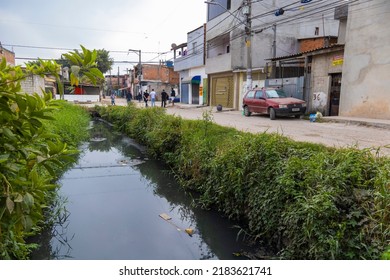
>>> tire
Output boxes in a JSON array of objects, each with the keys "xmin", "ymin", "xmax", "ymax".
[
  {"xmin": 243, "ymin": 106, "xmax": 251, "ymax": 117},
  {"xmin": 269, "ymin": 108, "xmax": 276, "ymax": 120},
  {"xmin": 295, "ymin": 114, "xmax": 301, "ymax": 119}
]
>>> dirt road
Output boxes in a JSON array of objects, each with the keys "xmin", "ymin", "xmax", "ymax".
[
  {"xmin": 163, "ymin": 105, "xmax": 390, "ymax": 157},
  {"xmin": 101, "ymin": 98, "xmax": 390, "ymax": 156}
]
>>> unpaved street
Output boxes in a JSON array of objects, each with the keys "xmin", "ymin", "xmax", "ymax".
[{"xmin": 163, "ymin": 105, "xmax": 390, "ymax": 157}]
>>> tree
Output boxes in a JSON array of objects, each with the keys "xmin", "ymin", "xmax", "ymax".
[
  {"xmin": 95, "ymin": 49, "xmax": 114, "ymax": 74},
  {"xmin": 0, "ymin": 46, "xmax": 104, "ymax": 259},
  {"xmin": 61, "ymin": 45, "xmax": 104, "ymax": 87},
  {"xmin": 57, "ymin": 48, "xmax": 113, "ymax": 75}
]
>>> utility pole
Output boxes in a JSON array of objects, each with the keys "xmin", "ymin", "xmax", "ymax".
[
  {"xmin": 117, "ymin": 66, "xmax": 120, "ymax": 87},
  {"xmin": 272, "ymin": 24, "xmax": 277, "ymax": 78},
  {"xmin": 243, "ymin": 0, "xmax": 252, "ymax": 91},
  {"xmin": 138, "ymin": 50, "xmax": 142, "ymax": 83},
  {"xmin": 205, "ymin": 0, "xmax": 252, "ymax": 89}
]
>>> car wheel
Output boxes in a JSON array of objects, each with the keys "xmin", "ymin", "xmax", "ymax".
[
  {"xmin": 243, "ymin": 106, "xmax": 251, "ymax": 117},
  {"xmin": 269, "ymin": 108, "xmax": 276, "ymax": 120},
  {"xmin": 295, "ymin": 114, "xmax": 301, "ymax": 119}
]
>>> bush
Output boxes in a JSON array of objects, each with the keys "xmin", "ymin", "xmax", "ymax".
[{"xmin": 95, "ymin": 105, "xmax": 390, "ymax": 260}]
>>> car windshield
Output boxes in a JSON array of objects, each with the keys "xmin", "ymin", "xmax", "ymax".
[{"xmin": 266, "ymin": 89, "xmax": 287, "ymax": 98}]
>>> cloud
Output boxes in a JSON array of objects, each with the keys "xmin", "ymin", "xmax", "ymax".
[{"xmin": 1, "ymin": 0, "xmax": 206, "ymax": 72}]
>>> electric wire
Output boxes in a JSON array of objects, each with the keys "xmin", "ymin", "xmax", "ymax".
[
  {"xmin": 172, "ymin": 0, "xmax": 378, "ymax": 64},
  {"xmin": 3, "ymin": 0, "xmax": 384, "ymax": 66}
]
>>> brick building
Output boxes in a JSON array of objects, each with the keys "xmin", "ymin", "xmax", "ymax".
[
  {"xmin": 134, "ymin": 63, "xmax": 179, "ymax": 99},
  {"xmin": 0, "ymin": 46, "xmax": 15, "ymax": 65},
  {"xmin": 298, "ymin": 36, "xmax": 338, "ymax": 53}
]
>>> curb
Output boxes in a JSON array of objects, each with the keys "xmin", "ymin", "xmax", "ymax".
[{"xmin": 322, "ymin": 117, "xmax": 390, "ymax": 130}]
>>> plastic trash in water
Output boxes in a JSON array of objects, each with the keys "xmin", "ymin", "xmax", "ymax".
[{"xmin": 159, "ymin": 213, "xmax": 194, "ymax": 237}]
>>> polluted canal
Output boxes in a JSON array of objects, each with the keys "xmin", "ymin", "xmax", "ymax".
[{"xmin": 32, "ymin": 120, "xmax": 256, "ymax": 260}]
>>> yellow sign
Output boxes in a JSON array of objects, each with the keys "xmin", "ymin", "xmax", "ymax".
[
  {"xmin": 332, "ymin": 55, "xmax": 344, "ymax": 66},
  {"xmin": 199, "ymin": 86, "xmax": 203, "ymax": 96}
]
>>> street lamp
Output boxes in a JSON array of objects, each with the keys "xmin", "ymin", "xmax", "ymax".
[{"xmin": 205, "ymin": 0, "xmax": 252, "ymax": 90}]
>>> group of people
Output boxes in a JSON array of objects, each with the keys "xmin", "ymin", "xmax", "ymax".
[
  {"xmin": 109, "ymin": 88, "xmax": 176, "ymax": 107},
  {"xmin": 110, "ymin": 89, "xmax": 133, "ymax": 105},
  {"xmin": 141, "ymin": 88, "xmax": 176, "ymax": 108}
]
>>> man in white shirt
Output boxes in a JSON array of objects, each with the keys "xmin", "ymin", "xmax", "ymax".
[{"xmin": 150, "ymin": 89, "xmax": 157, "ymax": 107}]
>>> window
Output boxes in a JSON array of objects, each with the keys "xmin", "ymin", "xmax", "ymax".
[
  {"xmin": 315, "ymin": 27, "xmax": 319, "ymax": 35},
  {"xmin": 226, "ymin": 45, "xmax": 230, "ymax": 54},
  {"xmin": 246, "ymin": 90, "xmax": 255, "ymax": 98},
  {"xmin": 192, "ymin": 42, "xmax": 198, "ymax": 54},
  {"xmin": 255, "ymin": 91, "xmax": 263, "ymax": 99},
  {"xmin": 207, "ymin": 0, "xmax": 231, "ymax": 21}
]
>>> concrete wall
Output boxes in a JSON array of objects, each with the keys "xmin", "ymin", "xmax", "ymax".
[
  {"xmin": 310, "ymin": 50, "xmax": 344, "ymax": 114},
  {"xmin": 55, "ymin": 94, "xmax": 100, "ymax": 103},
  {"xmin": 174, "ymin": 26, "xmax": 205, "ymax": 71},
  {"xmin": 20, "ymin": 75, "xmax": 45, "ymax": 95},
  {"xmin": 340, "ymin": 0, "xmax": 390, "ymax": 119}
]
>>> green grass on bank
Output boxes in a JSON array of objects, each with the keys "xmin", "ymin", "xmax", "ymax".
[{"xmin": 95, "ymin": 104, "xmax": 390, "ymax": 260}]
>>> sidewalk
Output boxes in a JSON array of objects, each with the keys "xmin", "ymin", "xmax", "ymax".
[{"xmin": 322, "ymin": 116, "xmax": 390, "ymax": 130}]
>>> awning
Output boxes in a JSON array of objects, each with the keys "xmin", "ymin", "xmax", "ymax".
[
  {"xmin": 191, "ymin": 75, "xmax": 201, "ymax": 84},
  {"xmin": 181, "ymin": 75, "xmax": 201, "ymax": 84}
]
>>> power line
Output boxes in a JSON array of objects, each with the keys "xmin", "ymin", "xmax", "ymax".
[
  {"xmin": 6, "ymin": 0, "xmax": 383, "ymax": 67},
  {"xmin": 2, "ymin": 43, "xmax": 163, "ymax": 55},
  {"xmin": 173, "ymin": 0, "xmax": 376, "ymax": 65}
]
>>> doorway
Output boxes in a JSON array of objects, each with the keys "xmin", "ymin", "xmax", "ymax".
[
  {"xmin": 329, "ymin": 73, "xmax": 342, "ymax": 116},
  {"xmin": 191, "ymin": 83, "xmax": 199, "ymax": 104}
]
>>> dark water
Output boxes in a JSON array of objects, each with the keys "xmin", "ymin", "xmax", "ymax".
[{"xmin": 32, "ymin": 120, "xmax": 255, "ymax": 260}]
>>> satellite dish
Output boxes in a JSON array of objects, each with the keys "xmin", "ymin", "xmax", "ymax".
[{"xmin": 171, "ymin": 43, "xmax": 177, "ymax": 49}]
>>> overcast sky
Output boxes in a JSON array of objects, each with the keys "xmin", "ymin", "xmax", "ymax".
[{"xmin": 0, "ymin": 0, "xmax": 206, "ymax": 74}]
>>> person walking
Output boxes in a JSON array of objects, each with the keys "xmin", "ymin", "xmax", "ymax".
[
  {"xmin": 161, "ymin": 89, "xmax": 168, "ymax": 108},
  {"xmin": 137, "ymin": 91, "xmax": 142, "ymax": 103},
  {"xmin": 126, "ymin": 89, "xmax": 132, "ymax": 104},
  {"xmin": 143, "ymin": 90, "xmax": 149, "ymax": 107},
  {"xmin": 110, "ymin": 91, "xmax": 116, "ymax": 105},
  {"xmin": 170, "ymin": 87, "xmax": 176, "ymax": 106},
  {"xmin": 150, "ymin": 89, "xmax": 157, "ymax": 107}
]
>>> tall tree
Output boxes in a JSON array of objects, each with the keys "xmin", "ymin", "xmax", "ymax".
[
  {"xmin": 95, "ymin": 49, "xmax": 114, "ymax": 74},
  {"xmin": 56, "ymin": 48, "xmax": 113, "ymax": 74}
]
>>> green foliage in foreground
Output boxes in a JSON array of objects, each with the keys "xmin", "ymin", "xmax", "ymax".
[
  {"xmin": 0, "ymin": 59, "xmax": 91, "ymax": 259},
  {"xmin": 96, "ymin": 104, "xmax": 390, "ymax": 260}
]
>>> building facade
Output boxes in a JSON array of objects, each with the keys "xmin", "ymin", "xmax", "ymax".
[
  {"xmin": 205, "ymin": 0, "xmax": 339, "ymax": 110},
  {"xmin": 265, "ymin": 0, "xmax": 390, "ymax": 119},
  {"xmin": 173, "ymin": 25, "xmax": 207, "ymax": 105},
  {"xmin": 0, "ymin": 46, "xmax": 15, "ymax": 65},
  {"xmin": 339, "ymin": 0, "xmax": 390, "ymax": 119},
  {"xmin": 136, "ymin": 63, "xmax": 179, "ymax": 100}
]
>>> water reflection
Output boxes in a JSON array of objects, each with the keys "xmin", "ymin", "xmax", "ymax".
[{"xmin": 32, "ymin": 120, "xmax": 255, "ymax": 260}]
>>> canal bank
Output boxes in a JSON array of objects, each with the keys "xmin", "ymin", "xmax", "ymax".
[
  {"xmin": 93, "ymin": 104, "xmax": 390, "ymax": 260},
  {"xmin": 95, "ymin": 98, "xmax": 390, "ymax": 156}
]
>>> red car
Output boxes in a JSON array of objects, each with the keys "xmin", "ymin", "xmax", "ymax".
[{"xmin": 242, "ymin": 87, "xmax": 306, "ymax": 120}]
